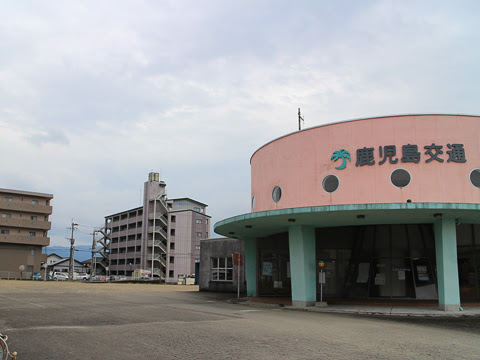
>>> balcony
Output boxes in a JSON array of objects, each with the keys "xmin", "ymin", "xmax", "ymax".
[
  {"xmin": 0, "ymin": 234, "xmax": 50, "ymax": 246},
  {"xmin": 0, "ymin": 202, "xmax": 52, "ymax": 215},
  {"xmin": 0, "ymin": 218, "xmax": 51, "ymax": 230}
]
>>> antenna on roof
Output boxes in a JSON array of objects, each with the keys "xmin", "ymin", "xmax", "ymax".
[{"xmin": 298, "ymin": 108, "xmax": 304, "ymax": 130}]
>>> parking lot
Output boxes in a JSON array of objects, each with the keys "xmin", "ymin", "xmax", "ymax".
[{"xmin": 1, "ymin": 280, "xmax": 479, "ymax": 359}]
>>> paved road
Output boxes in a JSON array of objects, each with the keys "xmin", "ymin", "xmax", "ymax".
[{"xmin": 1, "ymin": 281, "xmax": 479, "ymax": 359}]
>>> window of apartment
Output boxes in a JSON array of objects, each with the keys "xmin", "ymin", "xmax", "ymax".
[
  {"xmin": 2, "ymin": 213, "xmax": 11, "ymax": 218},
  {"xmin": 195, "ymin": 259, "xmax": 200, "ymax": 263},
  {"xmin": 4, "ymin": 197, "xmax": 12, "ymax": 202},
  {"xmin": 31, "ymin": 216, "xmax": 37, "ymax": 221},
  {"xmin": 206, "ymin": 232, "xmax": 208, "ymax": 238},
  {"xmin": 205, "ymin": 219, "xmax": 208, "ymax": 224},
  {"xmin": 1, "ymin": 229, "xmax": 10, "ymax": 234},
  {"xmin": 170, "ymin": 242, "xmax": 175, "ymax": 250},
  {"xmin": 171, "ymin": 215, "xmax": 176, "ymax": 223},
  {"xmin": 196, "ymin": 232, "xmax": 202, "ymax": 237},
  {"xmin": 27, "ymin": 265, "xmax": 33, "ymax": 272},
  {"xmin": 32, "ymin": 200, "xmax": 39, "ymax": 205},
  {"xmin": 169, "ymin": 256, "xmax": 174, "ymax": 264},
  {"xmin": 170, "ymin": 229, "xmax": 175, "ymax": 236},
  {"xmin": 195, "ymin": 245, "xmax": 201, "ymax": 250},
  {"xmin": 193, "ymin": 207, "xmax": 200, "ymax": 212},
  {"xmin": 195, "ymin": 219, "xmax": 202, "ymax": 224},
  {"xmin": 211, "ymin": 257, "xmax": 233, "ymax": 281},
  {"xmin": 169, "ymin": 270, "xmax": 174, "ymax": 277},
  {"xmin": 29, "ymin": 232, "xmax": 36, "ymax": 237},
  {"xmin": 29, "ymin": 249, "xmax": 35, "ymax": 255}
]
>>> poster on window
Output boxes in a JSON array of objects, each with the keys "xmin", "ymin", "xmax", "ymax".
[
  {"xmin": 356, "ymin": 263, "xmax": 370, "ymax": 283},
  {"xmin": 262, "ymin": 262, "xmax": 273, "ymax": 276},
  {"xmin": 374, "ymin": 273, "xmax": 385, "ymax": 285},
  {"xmin": 416, "ymin": 265, "xmax": 430, "ymax": 281}
]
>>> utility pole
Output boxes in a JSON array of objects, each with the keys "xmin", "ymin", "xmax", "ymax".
[
  {"xmin": 91, "ymin": 231, "xmax": 97, "ymax": 281},
  {"xmin": 298, "ymin": 108, "xmax": 305, "ymax": 131},
  {"xmin": 68, "ymin": 220, "xmax": 78, "ymax": 280}
]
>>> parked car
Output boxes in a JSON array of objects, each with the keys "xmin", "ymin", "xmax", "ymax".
[
  {"xmin": 110, "ymin": 275, "xmax": 127, "ymax": 281},
  {"xmin": 53, "ymin": 272, "xmax": 68, "ymax": 281},
  {"xmin": 91, "ymin": 275, "xmax": 107, "ymax": 281},
  {"xmin": 30, "ymin": 272, "xmax": 42, "ymax": 280},
  {"xmin": 75, "ymin": 273, "xmax": 90, "ymax": 281}
]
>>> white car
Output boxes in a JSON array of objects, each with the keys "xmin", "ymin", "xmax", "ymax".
[
  {"xmin": 75, "ymin": 273, "xmax": 90, "ymax": 281},
  {"xmin": 53, "ymin": 273, "xmax": 68, "ymax": 281}
]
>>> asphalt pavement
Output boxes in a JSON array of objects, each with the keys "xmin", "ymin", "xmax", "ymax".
[{"xmin": 1, "ymin": 281, "xmax": 479, "ymax": 359}]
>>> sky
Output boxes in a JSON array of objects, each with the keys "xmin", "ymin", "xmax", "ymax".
[{"xmin": 1, "ymin": 1, "xmax": 479, "ymax": 248}]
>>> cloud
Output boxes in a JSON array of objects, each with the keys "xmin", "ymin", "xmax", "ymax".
[
  {"xmin": 0, "ymin": 1, "xmax": 479, "ymax": 246},
  {"xmin": 29, "ymin": 129, "xmax": 70, "ymax": 146}
]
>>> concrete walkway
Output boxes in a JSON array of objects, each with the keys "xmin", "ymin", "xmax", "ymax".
[
  {"xmin": 301, "ymin": 304, "xmax": 480, "ymax": 317},
  {"xmin": 238, "ymin": 297, "xmax": 480, "ymax": 317}
]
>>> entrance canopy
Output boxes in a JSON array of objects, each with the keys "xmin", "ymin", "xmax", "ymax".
[{"xmin": 215, "ymin": 202, "xmax": 480, "ymax": 239}]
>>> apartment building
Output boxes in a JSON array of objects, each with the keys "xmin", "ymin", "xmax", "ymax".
[
  {"xmin": 105, "ymin": 173, "xmax": 210, "ymax": 283},
  {"xmin": 0, "ymin": 188, "xmax": 53, "ymax": 276}
]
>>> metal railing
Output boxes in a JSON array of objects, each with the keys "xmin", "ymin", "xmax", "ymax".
[
  {"xmin": 146, "ymin": 254, "xmax": 166, "ymax": 267},
  {"xmin": 147, "ymin": 240, "xmax": 167, "ymax": 253},
  {"xmin": 0, "ymin": 271, "xmax": 38, "ymax": 280},
  {"xmin": 147, "ymin": 226, "xmax": 167, "ymax": 240}
]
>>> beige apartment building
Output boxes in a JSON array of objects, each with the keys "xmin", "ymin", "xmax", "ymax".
[{"xmin": 0, "ymin": 188, "xmax": 53, "ymax": 277}]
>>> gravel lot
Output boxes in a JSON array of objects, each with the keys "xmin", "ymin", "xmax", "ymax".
[{"xmin": 1, "ymin": 280, "xmax": 479, "ymax": 359}]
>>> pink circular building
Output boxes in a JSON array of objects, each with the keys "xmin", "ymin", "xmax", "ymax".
[{"xmin": 215, "ymin": 114, "xmax": 480, "ymax": 311}]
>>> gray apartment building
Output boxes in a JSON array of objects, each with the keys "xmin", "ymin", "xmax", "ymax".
[
  {"xmin": 105, "ymin": 173, "xmax": 210, "ymax": 283},
  {"xmin": 0, "ymin": 188, "xmax": 53, "ymax": 278}
]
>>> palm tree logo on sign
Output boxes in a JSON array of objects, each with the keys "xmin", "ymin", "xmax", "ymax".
[{"xmin": 331, "ymin": 149, "xmax": 351, "ymax": 170}]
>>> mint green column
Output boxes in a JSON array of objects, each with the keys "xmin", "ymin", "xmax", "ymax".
[
  {"xmin": 434, "ymin": 217, "xmax": 460, "ymax": 311},
  {"xmin": 244, "ymin": 238, "xmax": 257, "ymax": 297},
  {"xmin": 288, "ymin": 225, "xmax": 316, "ymax": 307}
]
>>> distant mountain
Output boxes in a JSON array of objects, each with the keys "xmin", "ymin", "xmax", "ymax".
[{"xmin": 44, "ymin": 245, "xmax": 96, "ymax": 262}]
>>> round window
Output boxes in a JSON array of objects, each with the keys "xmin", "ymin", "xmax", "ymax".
[
  {"xmin": 470, "ymin": 169, "xmax": 480, "ymax": 188},
  {"xmin": 322, "ymin": 175, "xmax": 339, "ymax": 193},
  {"xmin": 391, "ymin": 168, "xmax": 411, "ymax": 188},
  {"xmin": 251, "ymin": 196, "xmax": 256, "ymax": 211},
  {"xmin": 272, "ymin": 186, "xmax": 282, "ymax": 203}
]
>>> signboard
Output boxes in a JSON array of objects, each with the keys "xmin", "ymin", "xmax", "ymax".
[
  {"xmin": 318, "ymin": 271, "xmax": 325, "ymax": 284},
  {"xmin": 262, "ymin": 262, "xmax": 273, "ymax": 276},
  {"xmin": 232, "ymin": 253, "xmax": 243, "ymax": 266},
  {"xmin": 416, "ymin": 265, "xmax": 430, "ymax": 281},
  {"xmin": 332, "ymin": 143, "xmax": 466, "ymax": 170},
  {"xmin": 318, "ymin": 261, "xmax": 325, "ymax": 268}
]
